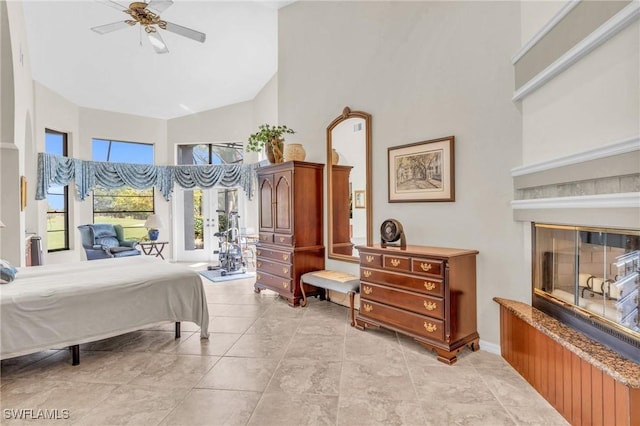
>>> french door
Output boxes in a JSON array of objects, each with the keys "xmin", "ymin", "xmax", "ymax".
[{"xmin": 174, "ymin": 187, "xmax": 220, "ymax": 262}]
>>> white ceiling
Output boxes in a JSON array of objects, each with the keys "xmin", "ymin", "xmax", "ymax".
[{"xmin": 22, "ymin": 1, "xmax": 288, "ymax": 119}]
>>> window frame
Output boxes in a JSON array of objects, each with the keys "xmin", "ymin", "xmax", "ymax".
[
  {"xmin": 45, "ymin": 129, "xmax": 69, "ymax": 252},
  {"xmin": 91, "ymin": 139, "xmax": 155, "ymax": 240}
]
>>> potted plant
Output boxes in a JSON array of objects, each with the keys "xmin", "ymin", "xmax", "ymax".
[{"xmin": 246, "ymin": 124, "xmax": 295, "ymax": 164}]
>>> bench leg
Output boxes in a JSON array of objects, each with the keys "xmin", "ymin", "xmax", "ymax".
[
  {"xmin": 300, "ymin": 278, "xmax": 308, "ymax": 307},
  {"xmin": 71, "ymin": 345, "xmax": 80, "ymax": 365},
  {"xmin": 175, "ymin": 321, "xmax": 181, "ymax": 338},
  {"xmin": 349, "ymin": 291, "xmax": 355, "ymax": 327}
]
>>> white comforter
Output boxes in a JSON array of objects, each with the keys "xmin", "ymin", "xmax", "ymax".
[{"xmin": 0, "ymin": 256, "xmax": 209, "ymax": 359}]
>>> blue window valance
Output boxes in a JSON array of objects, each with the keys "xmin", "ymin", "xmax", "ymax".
[{"xmin": 36, "ymin": 153, "xmax": 258, "ymax": 201}]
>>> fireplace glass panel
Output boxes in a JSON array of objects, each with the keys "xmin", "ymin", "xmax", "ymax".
[{"xmin": 533, "ymin": 224, "xmax": 640, "ymax": 335}]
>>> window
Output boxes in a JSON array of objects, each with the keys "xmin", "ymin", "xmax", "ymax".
[
  {"xmin": 92, "ymin": 139, "xmax": 154, "ymax": 240},
  {"xmin": 45, "ymin": 129, "xmax": 69, "ymax": 251}
]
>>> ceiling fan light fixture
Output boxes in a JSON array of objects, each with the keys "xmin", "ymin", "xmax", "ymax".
[{"xmin": 92, "ymin": 0, "xmax": 206, "ymax": 53}]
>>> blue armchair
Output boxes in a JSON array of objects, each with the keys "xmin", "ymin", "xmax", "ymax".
[{"xmin": 78, "ymin": 224, "xmax": 141, "ymax": 260}]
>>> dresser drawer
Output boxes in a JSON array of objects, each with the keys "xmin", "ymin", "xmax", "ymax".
[
  {"xmin": 359, "ymin": 252, "xmax": 382, "ymax": 268},
  {"xmin": 411, "ymin": 258, "xmax": 444, "ymax": 277},
  {"xmin": 360, "ymin": 283, "xmax": 444, "ymax": 320},
  {"xmin": 274, "ymin": 234, "xmax": 294, "ymax": 246},
  {"xmin": 360, "ymin": 268, "xmax": 444, "ymax": 297},
  {"xmin": 383, "ymin": 254, "xmax": 411, "ymax": 271},
  {"xmin": 256, "ymin": 247, "xmax": 293, "ymax": 263},
  {"xmin": 256, "ymin": 271, "xmax": 293, "ymax": 294},
  {"xmin": 359, "ymin": 299, "xmax": 445, "ymax": 342},
  {"xmin": 259, "ymin": 233, "xmax": 273, "ymax": 243},
  {"xmin": 256, "ymin": 258, "xmax": 292, "ymax": 278}
]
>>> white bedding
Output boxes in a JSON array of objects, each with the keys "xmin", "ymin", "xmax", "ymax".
[{"xmin": 1, "ymin": 256, "xmax": 209, "ymax": 360}]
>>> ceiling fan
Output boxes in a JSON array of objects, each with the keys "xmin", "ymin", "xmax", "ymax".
[{"xmin": 91, "ymin": 0, "xmax": 206, "ymax": 54}]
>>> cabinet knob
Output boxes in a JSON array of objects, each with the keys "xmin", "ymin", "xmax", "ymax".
[
  {"xmin": 257, "ymin": 274, "xmax": 261, "ymax": 280},
  {"xmin": 279, "ymin": 237, "xmax": 285, "ymax": 242},
  {"xmin": 362, "ymin": 286, "xmax": 373, "ymax": 295},
  {"xmin": 366, "ymin": 255, "xmax": 374, "ymax": 263},
  {"xmin": 390, "ymin": 258, "xmax": 400, "ymax": 267},
  {"xmin": 363, "ymin": 304, "xmax": 373, "ymax": 313},
  {"xmin": 423, "ymin": 300, "xmax": 436, "ymax": 311},
  {"xmin": 282, "ymin": 282, "xmax": 289, "ymax": 289},
  {"xmin": 257, "ymin": 261, "xmax": 262, "ymax": 268},
  {"xmin": 420, "ymin": 262, "xmax": 433, "ymax": 272},
  {"xmin": 363, "ymin": 270, "xmax": 372, "ymax": 278},
  {"xmin": 423, "ymin": 322, "xmax": 437, "ymax": 333},
  {"xmin": 283, "ymin": 267, "xmax": 289, "ymax": 274},
  {"xmin": 256, "ymin": 250, "xmax": 262, "ymax": 255},
  {"xmin": 424, "ymin": 281, "xmax": 436, "ymax": 291},
  {"xmin": 282, "ymin": 254, "xmax": 289, "ymax": 261}
]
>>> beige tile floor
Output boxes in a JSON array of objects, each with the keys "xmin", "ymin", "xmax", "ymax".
[{"xmin": 1, "ymin": 270, "xmax": 568, "ymax": 426}]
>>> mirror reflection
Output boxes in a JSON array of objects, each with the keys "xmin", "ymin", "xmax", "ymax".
[{"xmin": 327, "ymin": 107, "xmax": 372, "ymax": 262}]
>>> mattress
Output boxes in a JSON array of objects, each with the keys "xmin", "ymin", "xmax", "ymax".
[{"xmin": 0, "ymin": 256, "xmax": 209, "ymax": 359}]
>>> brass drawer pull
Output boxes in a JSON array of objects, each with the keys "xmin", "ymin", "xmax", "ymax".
[
  {"xmin": 256, "ymin": 250, "xmax": 262, "ymax": 255},
  {"xmin": 366, "ymin": 255, "xmax": 374, "ymax": 263},
  {"xmin": 420, "ymin": 263, "xmax": 432, "ymax": 272},
  {"xmin": 257, "ymin": 261, "xmax": 262, "ymax": 268},
  {"xmin": 362, "ymin": 286, "xmax": 373, "ymax": 295},
  {"xmin": 283, "ymin": 267, "xmax": 289, "ymax": 274},
  {"xmin": 424, "ymin": 281, "xmax": 436, "ymax": 291},
  {"xmin": 282, "ymin": 254, "xmax": 289, "ymax": 261},
  {"xmin": 423, "ymin": 322, "xmax": 437, "ymax": 333},
  {"xmin": 423, "ymin": 300, "xmax": 436, "ymax": 311},
  {"xmin": 363, "ymin": 270, "xmax": 372, "ymax": 278},
  {"xmin": 283, "ymin": 282, "xmax": 289, "ymax": 289},
  {"xmin": 257, "ymin": 274, "xmax": 261, "ymax": 280},
  {"xmin": 390, "ymin": 259, "xmax": 400, "ymax": 267},
  {"xmin": 363, "ymin": 304, "xmax": 373, "ymax": 313},
  {"xmin": 279, "ymin": 237, "xmax": 285, "ymax": 243}
]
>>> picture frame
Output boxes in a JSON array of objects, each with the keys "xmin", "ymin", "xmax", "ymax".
[
  {"xmin": 354, "ymin": 190, "xmax": 366, "ymax": 209},
  {"xmin": 20, "ymin": 176, "xmax": 27, "ymax": 211},
  {"xmin": 388, "ymin": 136, "xmax": 455, "ymax": 202}
]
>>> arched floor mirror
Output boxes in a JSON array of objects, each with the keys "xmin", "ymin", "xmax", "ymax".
[{"xmin": 326, "ymin": 106, "xmax": 372, "ymax": 262}]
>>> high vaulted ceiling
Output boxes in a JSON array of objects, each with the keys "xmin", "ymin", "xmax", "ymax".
[{"xmin": 22, "ymin": 1, "xmax": 288, "ymax": 120}]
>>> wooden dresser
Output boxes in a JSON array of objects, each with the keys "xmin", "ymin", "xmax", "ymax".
[
  {"xmin": 356, "ymin": 244, "xmax": 479, "ymax": 364},
  {"xmin": 254, "ymin": 161, "xmax": 325, "ymax": 306}
]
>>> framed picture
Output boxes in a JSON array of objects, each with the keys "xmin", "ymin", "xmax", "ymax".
[
  {"xmin": 388, "ymin": 136, "xmax": 455, "ymax": 202},
  {"xmin": 354, "ymin": 190, "xmax": 366, "ymax": 208}
]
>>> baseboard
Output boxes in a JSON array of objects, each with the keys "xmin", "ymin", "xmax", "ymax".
[{"xmin": 479, "ymin": 339, "xmax": 500, "ymax": 355}]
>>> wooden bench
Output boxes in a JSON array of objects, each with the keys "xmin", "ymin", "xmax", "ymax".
[{"xmin": 300, "ymin": 270, "xmax": 360, "ymax": 326}]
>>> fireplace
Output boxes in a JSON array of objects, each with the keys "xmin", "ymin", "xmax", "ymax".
[{"xmin": 531, "ymin": 223, "xmax": 640, "ymax": 363}]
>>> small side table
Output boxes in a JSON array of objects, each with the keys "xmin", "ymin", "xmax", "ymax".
[{"xmin": 138, "ymin": 241, "xmax": 169, "ymax": 259}]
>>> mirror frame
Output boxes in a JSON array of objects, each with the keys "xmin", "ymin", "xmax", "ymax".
[{"xmin": 326, "ymin": 106, "xmax": 372, "ymax": 263}]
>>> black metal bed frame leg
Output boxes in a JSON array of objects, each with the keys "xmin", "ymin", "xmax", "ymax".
[
  {"xmin": 175, "ymin": 321, "xmax": 181, "ymax": 338},
  {"xmin": 71, "ymin": 345, "xmax": 80, "ymax": 365}
]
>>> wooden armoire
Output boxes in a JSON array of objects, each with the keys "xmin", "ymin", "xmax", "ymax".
[
  {"xmin": 254, "ymin": 161, "xmax": 325, "ymax": 306},
  {"xmin": 330, "ymin": 165, "xmax": 354, "ymax": 256}
]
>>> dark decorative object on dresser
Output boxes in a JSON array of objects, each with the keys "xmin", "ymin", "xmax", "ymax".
[
  {"xmin": 254, "ymin": 161, "xmax": 325, "ymax": 306},
  {"xmin": 380, "ymin": 218, "xmax": 406, "ymax": 249},
  {"xmin": 356, "ymin": 244, "xmax": 479, "ymax": 365}
]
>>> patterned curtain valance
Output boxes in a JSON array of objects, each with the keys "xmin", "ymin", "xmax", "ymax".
[{"xmin": 36, "ymin": 153, "xmax": 258, "ymax": 201}]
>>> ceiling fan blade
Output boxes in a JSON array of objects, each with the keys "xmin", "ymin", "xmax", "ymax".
[
  {"xmin": 146, "ymin": 0, "xmax": 174, "ymax": 15},
  {"xmin": 95, "ymin": 0, "xmax": 130, "ymax": 12},
  {"xmin": 163, "ymin": 21, "xmax": 206, "ymax": 43},
  {"xmin": 147, "ymin": 30, "xmax": 169, "ymax": 54},
  {"xmin": 91, "ymin": 21, "xmax": 132, "ymax": 35}
]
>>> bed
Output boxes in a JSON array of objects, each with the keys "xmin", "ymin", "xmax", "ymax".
[{"xmin": 0, "ymin": 256, "xmax": 209, "ymax": 364}]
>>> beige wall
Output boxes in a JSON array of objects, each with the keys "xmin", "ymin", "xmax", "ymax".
[
  {"xmin": 278, "ymin": 1, "xmax": 524, "ymax": 348},
  {"xmin": 2, "ymin": 1, "xmax": 33, "ymax": 266}
]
